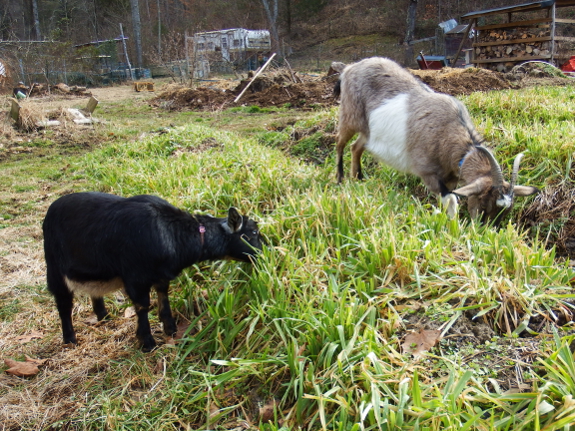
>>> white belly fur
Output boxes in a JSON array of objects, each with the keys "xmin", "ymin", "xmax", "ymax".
[
  {"xmin": 65, "ymin": 276, "xmax": 125, "ymax": 298},
  {"xmin": 366, "ymin": 94, "xmax": 412, "ymax": 173}
]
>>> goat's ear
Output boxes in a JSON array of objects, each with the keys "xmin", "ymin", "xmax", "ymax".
[
  {"xmin": 513, "ymin": 185, "xmax": 539, "ymax": 196},
  {"xmin": 452, "ymin": 178, "xmax": 490, "ymax": 197},
  {"xmin": 225, "ymin": 207, "xmax": 244, "ymax": 233}
]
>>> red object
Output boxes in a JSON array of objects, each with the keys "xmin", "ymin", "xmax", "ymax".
[
  {"xmin": 560, "ymin": 56, "xmax": 575, "ymax": 72},
  {"xmin": 417, "ymin": 52, "xmax": 448, "ymax": 70}
]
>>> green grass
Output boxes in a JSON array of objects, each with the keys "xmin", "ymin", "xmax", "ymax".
[{"xmin": 2, "ymin": 84, "xmax": 575, "ymax": 430}]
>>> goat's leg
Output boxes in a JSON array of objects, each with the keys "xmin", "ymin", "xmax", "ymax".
[
  {"xmin": 335, "ymin": 128, "xmax": 356, "ymax": 183},
  {"xmin": 155, "ymin": 282, "xmax": 177, "ymax": 337},
  {"xmin": 421, "ymin": 175, "xmax": 458, "ymax": 218},
  {"xmin": 350, "ymin": 134, "xmax": 367, "ymax": 180},
  {"xmin": 125, "ymin": 284, "xmax": 156, "ymax": 352},
  {"xmin": 91, "ymin": 297, "xmax": 109, "ymax": 321},
  {"xmin": 48, "ymin": 270, "xmax": 77, "ymax": 345}
]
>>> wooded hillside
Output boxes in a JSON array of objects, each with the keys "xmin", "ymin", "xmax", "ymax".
[{"xmin": 0, "ymin": 0, "xmax": 545, "ymax": 85}]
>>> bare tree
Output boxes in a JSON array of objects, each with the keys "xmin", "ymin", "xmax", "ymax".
[
  {"xmin": 260, "ymin": 0, "xmax": 280, "ymax": 55},
  {"xmin": 149, "ymin": 30, "xmax": 187, "ymax": 84},
  {"xmin": 404, "ymin": 0, "xmax": 418, "ymax": 66},
  {"xmin": 130, "ymin": 0, "xmax": 143, "ymax": 68},
  {"xmin": 31, "ymin": 0, "xmax": 41, "ymax": 39}
]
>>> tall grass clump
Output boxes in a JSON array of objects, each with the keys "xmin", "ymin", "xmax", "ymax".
[
  {"xmin": 464, "ymin": 85, "xmax": 575, "ymax": 185},
  {"xmin": 72, "ymin": 84, "xmax": 575, "ymax": 431}
]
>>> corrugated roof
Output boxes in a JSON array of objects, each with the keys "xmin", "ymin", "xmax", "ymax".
[
  {"xmin": 461, "ymin": 0, "xmax": 575, "ymax": 20},
  {"xmin": 445, "ymin": 24, "xmax": 470, "ymax": 35}
]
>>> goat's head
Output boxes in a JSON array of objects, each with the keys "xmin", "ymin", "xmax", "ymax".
[
  {"xmin": 221, "ymin": 207, "xmax": 263, "ymax": 262},
  {"xmin": 452, "ymin": 147, "xmax": 539, "ymax": 225}
]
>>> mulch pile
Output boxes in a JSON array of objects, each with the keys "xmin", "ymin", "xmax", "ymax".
[
  {"xmin": 151, "ymin": 69, "xmax": 339, "ymax": 111},
  {"xmin": 151, "ymin": 63, "xmax": 573, "ymax": 112}
]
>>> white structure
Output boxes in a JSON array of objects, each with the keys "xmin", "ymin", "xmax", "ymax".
[
  {"xmin": 193, "ymin": 28, "xmax": 271, "ymax": 61},
  {"xmin": 0, "ymin": 60, "xmax": 6, "ymax": 86}
]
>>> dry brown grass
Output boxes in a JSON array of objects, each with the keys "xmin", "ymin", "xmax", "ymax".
[
  {"xmin": 0, "ymin": 183, "xmax": 165, "ymax": 430},
  {"xmin": 0, "ymin": 111, "xmax": 16, "ymax": 142},
  {"xmin": 0, "ymin": 288, "xmax": 177, "ymax": 430}
]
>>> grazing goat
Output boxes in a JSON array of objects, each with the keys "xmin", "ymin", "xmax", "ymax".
[
  {"xmin": 43, "ymin": 192, "xmax": 262, "ymax": 352},
  {"xmin": 334, "ymin": 57, "xmax": 538, "ymax": 223}
]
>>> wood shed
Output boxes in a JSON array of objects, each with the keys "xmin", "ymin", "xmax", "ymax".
[{"xmin": 459, "ymin": 0, "xmax": 575, "ymax": 71}]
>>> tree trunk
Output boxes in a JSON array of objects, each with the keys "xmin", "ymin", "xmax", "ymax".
[
  {"xmin": 260, "ymin": 0, "xmax": 280, "ymax": 55},
  {"xmin": 285, "ymin": 0, "xmax": 291, "ymax": 36},
  {"xmin": 157, "ymin": 0, "xmax": 161, "ymax": 56},
  {"xmin": 130, "ymin": 0, "xmax": 143, "ymax": 68},
  {"xmin": 31, "ymin": 0, "xmax": 40, "ymax": 40},
  {"xmin": 404, "ymin": 0, "xmax": 418, "ymax": 67}
]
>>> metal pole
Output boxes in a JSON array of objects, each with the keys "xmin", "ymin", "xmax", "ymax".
[
  {"xmin": 234, "ymin": 52, "xmax": 276, "ymax": 103},
  {"xmin": 550, "ymin": 3, "xmax": 556, "ymax": 64}
]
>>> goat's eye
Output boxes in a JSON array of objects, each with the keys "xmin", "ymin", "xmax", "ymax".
[{"xmin": 253, "ymin": 230, "xmax": 258, "ymax": 236}]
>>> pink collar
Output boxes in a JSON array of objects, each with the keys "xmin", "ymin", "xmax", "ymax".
[{"xmin": 199, "ymin": 225, "xmax": 206, "ymax": 246}]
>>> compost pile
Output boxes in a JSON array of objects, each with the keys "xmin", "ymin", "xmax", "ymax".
[
  {"xmin": 151, "ymin": 69, "xmax": 339, "ymax": 111},
  {"xmin": 151, "ymin": 65, "xmax": 572, "ymax": 112}
]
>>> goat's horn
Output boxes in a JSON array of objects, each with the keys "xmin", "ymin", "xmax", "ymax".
[
  {"xmin": 508, "ymin": 153, "xmax": 524, "ymax": 201},
  {"xmin": 510, "ymin": 153, "xmax": 524, "ymax": 190},
  {"xmin": 476, "ymin": 146, "xmax": 504, "ymax": 188}
]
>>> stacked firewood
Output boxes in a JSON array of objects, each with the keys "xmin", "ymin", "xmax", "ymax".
[{"xmin": 475, "ymin": 27, "xmax": 551, "ymax": 60}]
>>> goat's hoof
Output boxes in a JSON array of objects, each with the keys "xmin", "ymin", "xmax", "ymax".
[
  {"xmin": 140, "ymin": 337, "xmax": 157, "ymax": 353},
  {"xmin": 63, "ymin": 334, "xmax": 77, "ymax": 346},
  {"xmin": 163, "ymin": 323, "xmax": 177, "ymax": 338}
]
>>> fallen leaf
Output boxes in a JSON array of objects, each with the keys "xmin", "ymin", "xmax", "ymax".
[
  {"xmin": 124, "ymin": 306, "xmax": 137, "ymax": 318},
  {"xmin": 153, "ymin": 358, "xmax": 166, "ymax": 374},
  {"xmin": 24, "ymin": 355, "xmax": 48, "ymax": 366},
  {"xmin": 164, "ymin": 337, "xmax": 177, "ymax": 346},
  {"xmin": 402, "ymin": 329, "xmax": 441, "ymax": 359},
  {"xmin": 84, "ymin": 314, "xmax": 99, "ymax": 325},
  {"xmin": 4, "ymin": 358, "xmax": 40, "ymax": 377},
  {"xmin": 259, "ymin": 399, "xmax": 278, "ymax": 422},
  {"xmin": 208, "ymin": 403, "xmax": 220, "ymax": 424},
  {"xmin": 175, "ymin": 321, "xmax": 191, "ymax": 339},
  {"xmin": 15, "ymin": 330, "xmax": 44, "ymax": 344}
]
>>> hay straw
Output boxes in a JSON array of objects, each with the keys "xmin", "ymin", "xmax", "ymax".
[{"xmin": 15, "ymin": 102, "xmax": 45, "ymax": 132}]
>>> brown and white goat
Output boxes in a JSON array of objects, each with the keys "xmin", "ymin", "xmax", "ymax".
[{"xmin": 334, "ymin": 57, "xmax": 538, "ymax": 224}]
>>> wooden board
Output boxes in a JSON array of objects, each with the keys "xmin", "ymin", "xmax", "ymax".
[
  {"xmin": 473, "ymin": 36, "xmax": 552, "ymax": 48},
  {"xmin": 133, "ymin": 81, "xmax": 154, "ymax": 92},
  {"xmin": 473, "ymin": 54, "xmax": 552, "ymax": 64}
]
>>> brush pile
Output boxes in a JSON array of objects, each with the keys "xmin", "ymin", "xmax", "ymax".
[
  {"xmin": 521, "ymin": 183, "xmax": 575, "ymax": 258},
  {"xmin": 151, "ymin": 66, "xmax": 338, "ymax": 111},
  {"xmin": 152, "ymin": 63, "xmax": 573, "ymax": 112}
]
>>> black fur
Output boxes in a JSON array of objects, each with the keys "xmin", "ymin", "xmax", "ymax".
[{"xmin": 43, "ymin": 192, "xmax": 262, "ymax": 352}]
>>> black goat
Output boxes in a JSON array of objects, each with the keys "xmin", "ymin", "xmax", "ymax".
[{"xmin": 43, "ymin": 192, "xmax": 262, "ymax": 352}]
